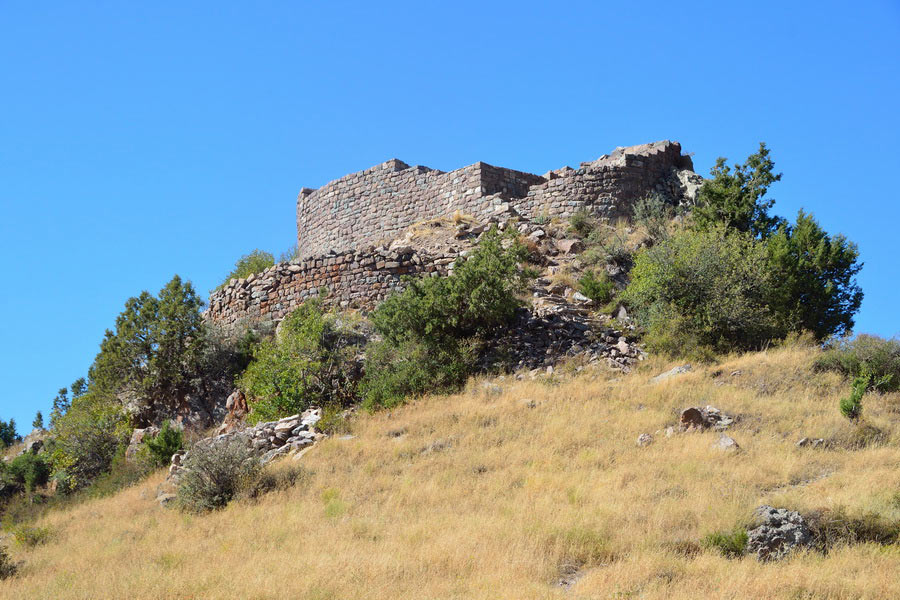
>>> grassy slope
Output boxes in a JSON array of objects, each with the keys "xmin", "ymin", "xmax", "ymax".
[{"xmin": 3, "ymin": 344, "xmax": 900, "ymax": 599}]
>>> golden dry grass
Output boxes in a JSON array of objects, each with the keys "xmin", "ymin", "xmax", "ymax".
[{"xmin": 4, "ymin": 344, "xmax": 900, "ymax": 599}]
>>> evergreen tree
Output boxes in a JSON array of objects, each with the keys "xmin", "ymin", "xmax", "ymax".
[
  {"xmin": 32, "ymin": 411, "xmax": 43, "ymax": 430},
  {"xmin": 692, "ymin": 142, "xmax": 784, "ymax": 237},
  {"xmin": 767, "ymin": 210, "xmax": 863, "ymax": 340}
]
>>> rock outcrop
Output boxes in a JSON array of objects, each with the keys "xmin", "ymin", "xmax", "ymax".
[{"xmin": 747, "ymin": 506, "xmax": 813, "ymax": 561}]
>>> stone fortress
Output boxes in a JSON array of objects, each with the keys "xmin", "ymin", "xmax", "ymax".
[{"xmin": 206, "ymin": 140, "xmax": 700, "ymax": 329}]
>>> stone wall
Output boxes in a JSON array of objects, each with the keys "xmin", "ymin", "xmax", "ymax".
[
  {"xmin": 296, "ymin": 140, "xmax": 694, "ymax": 257},
  {"xmin": 206, "ymin": 246, "xmax": 456, "ymax": 329}
]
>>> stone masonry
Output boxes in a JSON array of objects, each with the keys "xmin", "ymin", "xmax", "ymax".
[
  {"xmin": 207, "ymin": 140, "xmax": 699, "ymax": 331},
  {"xmin": 296, "ymin": 140, "xmax": 695, "ymax": 257}
]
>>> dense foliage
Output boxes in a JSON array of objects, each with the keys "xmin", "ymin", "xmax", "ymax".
[
  {"xmin": 767, "ymin": 211, "xmax": 863, "ymax": 339},
  {"xmin": 625, "ymin": 144, "xmax": 863, "ymax": 354},
  {"xmin": 49, "ymin": 392, "xmax": 131, "ymax": 490},
  {"xmin": 144, "ymin": 421, "xmax": 184, "ymax": 467},
  {"xmin": 623, "ymin": 227, "xmax": 778, "ymax": 355},
  {"xmin": 372, "ymin": 228, "xmax": 531, "ymax": 346},
  {"xmin": 239, "ymin": 299, "xmax": 362, "ymax": 423},
  {"xmin": 815, "ymin": 335, "xmax": 900, "ymax": 391},
  {"xmin": 692, "ymin": 142, "xmax": 784, "ymax": 237},
  {"xmin": 214, "ymin": 249, "xmax": 274, "ymax": 292},
  {"xmin": 0, "ymin": 419, "xmax": 18, "ymax": 448},
  {"xmin": 361, "ymin": 227, "xmax": 531, "ymax": 409}
]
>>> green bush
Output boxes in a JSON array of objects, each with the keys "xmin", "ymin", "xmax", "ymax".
[
  {"xmin": 623, "ymin": 227, "xmax": 779, "ymax": 355},
  {"xmin": 372, "ymin": 227, "xmax": 532, "ymax": 347},
  {"xmin": 359, "ymin": 338, "xmax": 477, "ymax": 411},
  {"xmin": 214, "ymin": 249, "xmax": 274, "ymax": 292},
  {"xmin": 176, "ymin": 437, "xmax": 261, "ymax": 513},
  {"xmin": 702, "ymin": 528, "xmax": 748, "ymax": 558},
  {"xmin": 144, "ymin": 421, "xmax": 184, "ymax": 467},
  {"xmin": 839, "ymin": 377, "xmax": 867, "ymax": 421},
  {"xmin": 815, "ymin": 335, "xmax": 900, "ymax": 392},
  {"xmin": 568, "ymin": 209, "xmax": 596, "ymax": 238},
  {"xmin": 49, "ymin": 392, "xmax": 131, "ymax": 491},
  {"xmin": 238, "ymin": 299, "xmax": 362, "ymax": 423},
  {"xmin": 6, "ymin": 453, "xmax": 50, "ymax": 492},
  {"xmin": 577, "ymin": 270, "xmax": 615, "ymax": 305},
  {"xmin": 362, "ymin": 227, "xmax": 530, "ymax": 410}
]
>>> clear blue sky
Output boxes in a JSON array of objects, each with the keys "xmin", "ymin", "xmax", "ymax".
[{"xmin": 2, "ymin": 1, "xmax": 898, "ymax": 429}]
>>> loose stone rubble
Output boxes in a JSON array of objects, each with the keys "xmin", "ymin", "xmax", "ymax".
[
  {"xmin": 161, "ymin": 408, "xmax": 324, "ymax": 503},
  {"xmin": 747, "ymin": 505, "xmax": 813, "ymax": 561}
]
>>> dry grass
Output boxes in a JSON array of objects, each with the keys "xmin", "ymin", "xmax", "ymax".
[{"xmin": 4, "ymin": 344, "xmax": 900, "ymax": 599}]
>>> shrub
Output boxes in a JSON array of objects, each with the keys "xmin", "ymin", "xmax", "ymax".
[
  {"xmin": 577, "ymin": 270, "xmax": 615, "ymax": 305},
  {"xmin": 839, "ymin": 377, "xmax": 867, "ymax": 421},
  {"xmin": 49, "ymin": 392, "xmax": 131, "ymax": 491},
  {"xmin": 176, "ymin": 437, "xmax": 261, "ymax": 513},
  {"xmin": 632, "ymin": 193, "xmax": 676, "ymax": 243},
  {"xmin": 372, "ymin": 227, "xmax": 532, "ymax": 346},
  {"xmin": 0, "ymin": 543, "xmax": 16, "ymax": 580},
  {"xmin": 315, "ymin": 405, "xmax": 353, "ymax": 436},
  {"xmin": 623, "ymin": 227, "xmax": 779, "ymax": 355},
  {"xmin": 359, "ymin": 338, "xmax": 477, "ymax": 411},
  {"xmin": 144, "ymin": 421, "xmax": 184, "ymax": 467},
  {"xmin": 6, "ymin": 453, "xmax": 51, "ymax": 492},
  {"xmin": 239, "ymin": 299, "xmax": 362, "ymax": 423},
  {"xmin": 702, "ymin": 528, "xmax": 748, "ymax": 558},
  {"xmin": 12, "ymin": 525, "xmax": 52, "ymax": 548},
  {"xmin": 815, "ymin": 335, "xmax": 900, "ymax": 392},
  {"xmin": 568, "ymin": 209, "xmax": 596, "ymax": 238},
  {"xmin": 214, "ymin": 249, "xmax": 274, "ymax": 292}
]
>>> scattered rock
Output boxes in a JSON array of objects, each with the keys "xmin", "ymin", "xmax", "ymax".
[
  {"xmin": 555, "ymin": 239, "xmax": 584, "ymax": 255},
  {"xmin": 747, "ymin": 506, "xmax": 812, "ymax": 561},
  {"xmin": 712, "ymin": 434, "xmax": 740, "ymax": 452},
  {"xmin": 678, "ymin": 406, "xmax": 735, "ymax": 432},
  {"xmin": 636, "ymin": 433, "xmax": 653, "ymax": 447},
  {"xmin": 796, "ymin": 437, "xmax": 826, "ymax": 449},
  {"xmin": 651, "ymin": 365, "xmax": 692, "ymax": 383}
]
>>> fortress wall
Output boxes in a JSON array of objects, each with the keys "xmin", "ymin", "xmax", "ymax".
[
  {"xmin": 206, "ymin": 248, "xmax": 456, "ymax": 329},
  {"xmin": 208, "ymin": 141, "xmax": 696, "ymax": 328},
  {"xmin": 514, "ymin": 141, "xmax": 692, "ymax": 220},
  {"xmin": 296, "ymin": 160, "xmax": 544, "ymax": 257}
]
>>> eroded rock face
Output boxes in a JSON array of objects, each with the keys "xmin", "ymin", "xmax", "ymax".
[
  {"xmin": 125, "ymin": 426, "xmax": 160, "ymax": 461},
  {"xmin": 747, "ymin": 506, "xmax": 813, "ymax": 561}
]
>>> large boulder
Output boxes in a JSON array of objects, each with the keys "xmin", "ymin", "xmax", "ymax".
[{"xmin": 747, "ymin": 506, "xmax": 813, "ymax": 561}]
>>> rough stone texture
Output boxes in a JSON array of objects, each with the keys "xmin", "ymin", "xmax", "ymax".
[
  {"xmin": 205, "ymin": 246, "xmax": 455, "ymax": 329},
  {"xmin": 747, "ymin": 506, "xmax": 813, "ymax": 561},
  {"xmin": 296, "ymin": 141, "xmax": 695, "ymax": 257},
  {"xmin": 651, "ymin": 364, "xmax": 692, "ymax": 383},
  {"xmin": 165, "ymin": 408, "xmax": 324, "ymax": 490},
  {"xmin": 679, "ymin": 406, "xmax": 735, "ymax": 432}
]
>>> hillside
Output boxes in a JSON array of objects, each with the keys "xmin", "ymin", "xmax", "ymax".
[{"xmin": 4, "ymin": 344, "xmax": 900, "ymax": 599}]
